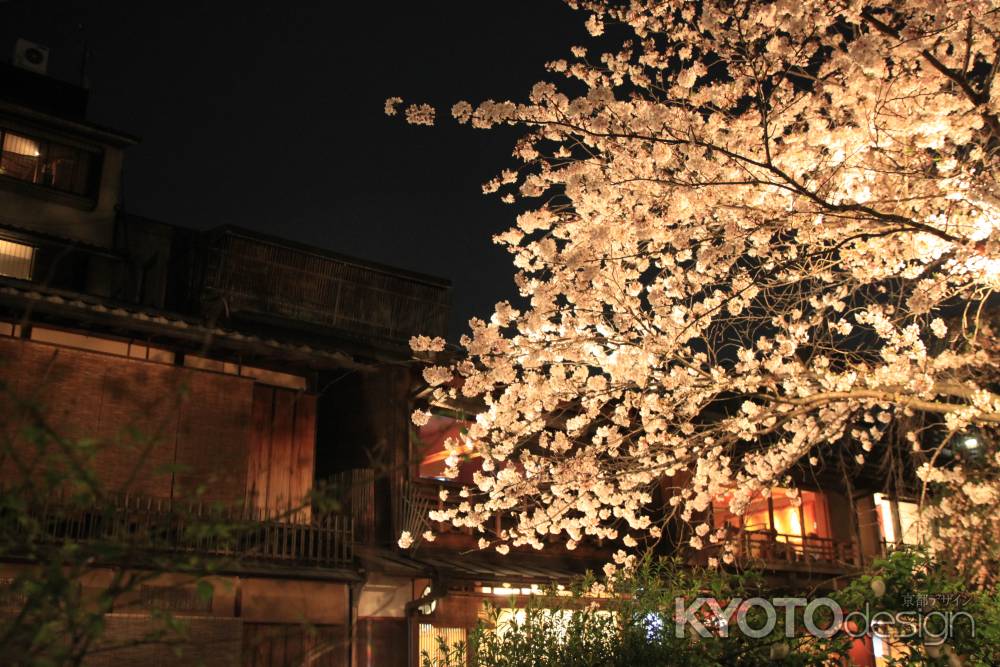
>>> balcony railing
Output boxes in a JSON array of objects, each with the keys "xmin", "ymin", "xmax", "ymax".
[
  {"xmin": 400, "ymin": 480, "xmax": 592, "ymax": 549},
  {"xmin": 329, "ymin": 468, "xmax": 377, "ymax": 544},
  {"xmin": 723, "ymin": 530, "xmax": 861, "ymax": 570},
  {"xmin": 198, "ymin": 228, "xmax": 450, "ymax": 344},
  {"xmin": 5, "ymin": 494, "xmax": 354, "ymax": 569}
]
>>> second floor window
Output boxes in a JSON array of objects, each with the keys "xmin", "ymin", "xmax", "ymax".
[
  {"xmin": 713, "ymin": 488, "xmax": 832, "ymax": 543},
  {"xmin": 0, "ymin": 239, "xmax": 34, "ymax": 280},
  {"xmin": 874, "ymin": 493, "xmax": 921, "ymax": 546},
  {"xmin": 0, "ymin": 128, "xmax": 100, "ymax": 197}
]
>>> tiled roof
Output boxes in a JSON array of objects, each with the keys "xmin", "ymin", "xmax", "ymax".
[{"xmin": 0, "ymin": 279, "xmax": 374, "ymax": 370}]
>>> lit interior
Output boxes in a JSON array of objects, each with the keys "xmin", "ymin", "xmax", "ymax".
[
  {"xmin": 875, "ymin": 493, "xmax": 921, "ymax": 546},
  {"xmin": 480, "ymin": 583, "xmax": 551, "ymax": 596},
  {"xmin": 714, "ymin": 488, "xmax": 831, "ymax": 543},
  {"xmin": 418, "ymin": 624, "xmax": 466, "ymax": 661},
  {"xmin": 874, "ymin": 493, "xmax": 896, "ymax": 543},
  {"xmin": 0, "ymin": 239, "xmax": 34, "ymax": 280},
  {"xmin": 417, "ymin": 414, "xmax": 480, "ymax": 482},
  {"xmin": 896, "ymin": 501, "xmax": 920, "ymax": 545}
]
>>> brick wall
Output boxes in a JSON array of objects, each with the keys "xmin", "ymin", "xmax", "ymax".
[{"xmin": 0, "ymin": 337, "xmax": 254, "ymax": 505}]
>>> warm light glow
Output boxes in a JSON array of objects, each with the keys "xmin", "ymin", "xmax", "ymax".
[
  {"xmin": 772, "ymin": 504, "xmax": 803, "ymax": 544},
  {"xmin": 963, "ymin": 436, "xmax": 980, "ymax": 450},
  {"xmin": 480, "ymin": 583, "xmax": 570, "ymax": 598},
  {"xmin": 0, "ymin": 239, "xmax": 34, "ymax": 280},
  {"xmin": 417, "ymin": 414, "xmax": 482, "ymax": 482},
  {"xmin": 2, "ymin": 133, "xmax": 40, "ymax": 157},
  {"xmin": 418, "ymin": 624, "xmax": 465, "ymax": 661},
  {"xmin": 874, "ymin": 493, "xmax": 896, "ymax": 543},
  {"xmin": 896, "ymin": 500, "xmax": 921, "ymax": 546},
  {"xmin": 494, "ymin": 607, "xmax": 614, "ymax": 640},
  {"xmin": 714, "ymin": 488, "xmax": 827, "ymax": 540},
  {"xmin": 480, "ymin": 583, "xmax": 545, "ymax": 597}
]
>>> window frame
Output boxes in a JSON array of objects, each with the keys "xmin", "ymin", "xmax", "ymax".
[
  {"xmin": 713, "ymin": 488, "xmax": 832, "ymax": 540},
  {"xmin": 873, "ymin": 493, "xmax": 922, "ymax": 547},
  {"xmin": 0, "ymin": 237, "xmax": 36, "ymax": 280},
  {"xmin": 0, "ymin": 125, "xmax": 103, "ymax": 200}
]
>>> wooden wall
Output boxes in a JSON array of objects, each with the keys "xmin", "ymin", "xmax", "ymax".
[
  {"xmin": 245, "ymin": 385, "xmax": 316, "ymax": 521},
  {"xmin": 0, "ymin": 337, "xmax": 253, "ymax": 505},
  {"xmin": 242, "ymin": 623, "xmax": 347, "ymax": 667},
  {"xmin": 356, "ymin": 619, "xmax": 407, "ymax": 667}
]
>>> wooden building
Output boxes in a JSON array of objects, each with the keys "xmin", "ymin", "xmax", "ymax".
[{"xmin": 0, "ymin": 54, "xmax": 917, "ymax": 667}]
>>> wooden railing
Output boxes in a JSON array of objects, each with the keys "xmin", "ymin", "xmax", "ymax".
[
  {"xmin": 725, "ymin": 529, "xmax": 861, "ymax": 570},
  {"xmin": 328, "ymin": 468, "xmax": 377, "ymax": 544},
  {"xmin": 198, "ymin": 229, "xmax": 450, "ymax": 344},
  {"xmin": 401, "ymin": 480, "xmax": 575, "ymax": 547},
  {"xmin": 404, "ymin": 483, "xmax": 860, "ymax": 570},
  {"xmin": 5, "ymin": 494, "xmax": 354, "ymax": 569}
]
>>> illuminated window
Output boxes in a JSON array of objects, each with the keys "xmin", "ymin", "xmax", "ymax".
[
  {"xmin": 418, "ymin": 624, "xmax": 466, "ymax": 664},
  {"xmin": 874, "ymin": 493, "xmax": 922, "ymax": 546},
  {"xmin": 0, "ymin": 239, "xmax": 34, "ymax": 280},
  {"xmin": 714, "ymin": 488, "xmax": 832, "ymax": 541},
  {"xmin": 414, "ymin": 413, "xmax": 481, "ymax": 483},
  {"xmin": 479, "ymin": 584, "xmax": 546, "ymax": 597},
  {"xmin": 0, "ymin": 128, "xmax": 100, "ymax": 196}
]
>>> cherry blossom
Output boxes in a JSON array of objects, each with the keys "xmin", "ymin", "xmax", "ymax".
[
  {"xmin": 394, "ymin": 0, "xmax": 1000, "ymax": 584},
  {"xmin": 398, "ymin": 531, "xmax": 414, "ymax": 549}
]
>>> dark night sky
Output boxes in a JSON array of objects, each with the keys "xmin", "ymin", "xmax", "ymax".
[{"xmin": 0, "ymin": 1, "xmax": 584, "ymax": 339}]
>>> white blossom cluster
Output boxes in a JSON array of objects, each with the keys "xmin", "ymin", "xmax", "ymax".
[{"xmin": 394, "ymin": 0, "xmax": 1000, "ymax": 583}]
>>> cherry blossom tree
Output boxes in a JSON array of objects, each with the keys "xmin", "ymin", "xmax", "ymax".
[{"xmin": 394, "ymin": 0, "xmax": 1000, "ymax": 585}]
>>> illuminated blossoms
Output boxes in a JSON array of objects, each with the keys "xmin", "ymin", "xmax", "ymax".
[{"xmin": 394, "ymin": 1, "xmax": 1000, "ymax": 585}]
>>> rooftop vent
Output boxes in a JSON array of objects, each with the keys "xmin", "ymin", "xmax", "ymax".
[{"xmin": 13, "ymin": 39, "xmax": 49, "ymax": 76}]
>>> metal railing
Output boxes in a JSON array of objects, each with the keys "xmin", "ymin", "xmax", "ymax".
[{"xmin": 5, "ymin": 493, "xmax": 354, "ymax": 569}]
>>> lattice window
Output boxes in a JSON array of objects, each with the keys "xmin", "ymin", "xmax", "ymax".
[{"xmin": 418, "ymin": 624, "xmax": 467, "ymax": 665}]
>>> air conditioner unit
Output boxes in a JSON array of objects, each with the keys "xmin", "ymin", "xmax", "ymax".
[{"xmin": 13, "ymin": 39, "xmax": 50, "ymax": 75}]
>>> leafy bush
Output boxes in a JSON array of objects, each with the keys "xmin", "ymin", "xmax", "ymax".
[
  {"xmin": 421, "ymin": 554, "xmax": 1000, "ymax": 667},
  {"xmin": 832, "ymin": 548, "xmax": 1000, "ymax": 666}
]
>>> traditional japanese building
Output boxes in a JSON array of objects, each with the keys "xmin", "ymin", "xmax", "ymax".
[
  {"xmin": 0, "ymin": 49, "xmax": 920, "ymax": 667},
  {"xmin": 0, "ymin": 54, "xmax": 448, "ymax": 667}
]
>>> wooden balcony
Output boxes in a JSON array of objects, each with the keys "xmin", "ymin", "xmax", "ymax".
[
  {"xmin": 5, "ymin": 494, "xmax": 354, "ymax": 570},
  {"xmin": 196, "ymin": 227, "xmax": 450, "ymax": 345},
  {"xmin": 712, "ymin": 529, "xmax": 861, "ymax": 573}
]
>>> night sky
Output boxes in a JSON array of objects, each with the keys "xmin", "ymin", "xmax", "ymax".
[{"xmin": 0, "ymin": 1, "xmax": 585, "ymax": 339}]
